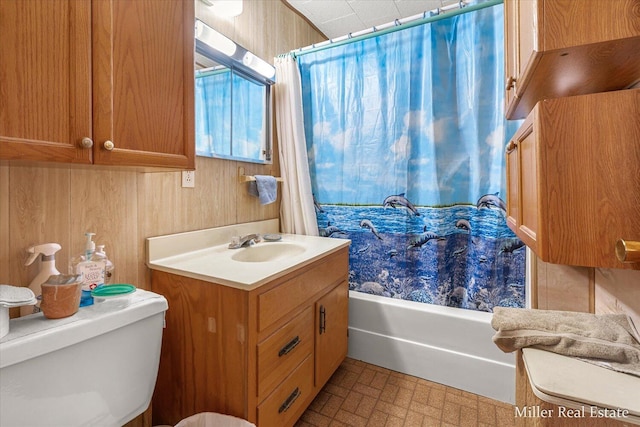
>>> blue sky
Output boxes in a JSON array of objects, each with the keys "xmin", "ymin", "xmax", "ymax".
[{"xmin": 298, "ymin": 3, "xmax": 522, "ymax": 207}]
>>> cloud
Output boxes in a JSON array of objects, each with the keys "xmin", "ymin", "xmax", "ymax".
[
  {"xmin": 485, "ymin": 124, "xmax": 504, "ymax": 157},
  {"xmin": 390, "ymin": 135, "xmax": 411, "ymax": 161}
]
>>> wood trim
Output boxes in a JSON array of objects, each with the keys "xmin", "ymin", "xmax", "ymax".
[{"xmin": 279, "ymin": 0, "xmax": 328, "ymax": 40}]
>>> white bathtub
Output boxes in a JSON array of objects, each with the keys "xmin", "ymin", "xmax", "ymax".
[{"xmin": 347, "ymin": 290, "xmax": 515, "ymax": 404}]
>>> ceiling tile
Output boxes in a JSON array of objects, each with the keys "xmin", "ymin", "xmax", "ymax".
[
  {"xmin": 286, "ymin": 0, "xmax": 471, "ymax": 39},
  {"xmin": 348, "ymin": 0, "xmax": 399, "ymax": 24},
  {"xmin": 394, "ymin": 0, "xmax": 442, "ymax": 17},
  {"xmin": 301, "ymin": 0, "xmax": 355, "ymax": 24}
]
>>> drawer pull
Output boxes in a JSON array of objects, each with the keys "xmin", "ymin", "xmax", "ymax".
[
  {"xmin": 278, "ymin": 336, "xmax": 301, "ymax": 357},
  {"xmin": 319, "ymin": 305, "xmax": 326, "ymax": 335},
  {"xmin": 278, "ymin": 387, "xmax": 301, "ymax": 414},
  {"xmin": 505, "ymin": 140, "xmax": 517, "ymax": 154}
]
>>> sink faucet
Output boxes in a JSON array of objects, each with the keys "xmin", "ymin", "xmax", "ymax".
[{"xmin": 228, "ymin": 233, "xmax": 261, "ymax": 249}]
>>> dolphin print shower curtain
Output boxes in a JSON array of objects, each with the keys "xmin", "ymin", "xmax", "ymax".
[{"xmin": 297, "ymin": 1, "xmax": 525, "ymax": 312}]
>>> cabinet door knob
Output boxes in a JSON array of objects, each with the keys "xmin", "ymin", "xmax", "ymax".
[
  {"xmin": 103, "ymin": 140, "xmax": 115, "ymax": 151},
  {"xmin": 505, "ymin": 76, "xmax": 516, "ymax": 91},
  {"xmin": 505, "ymin": 141, "xmax": 517, "ymax": 154},
  {"xmin": 80, "ymin": 137, "xmax": 93, "ymax": 148}
]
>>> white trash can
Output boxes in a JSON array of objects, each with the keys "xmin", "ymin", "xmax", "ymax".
[{"xmin": 171, "ymin": 412, "xmax": 256, "ymax": 427}]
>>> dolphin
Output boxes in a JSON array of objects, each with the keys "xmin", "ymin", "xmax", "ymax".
[
  {"xmin": 455, "ymin": 219, "xmax": 471, "ymax": 232},
  {"xmin": 360, "ymin": 219, "xmax": 383, "ymax": 240},
  {"xmin": 313, "ymin": 195, "xmax": 324, "ymax": 213},
  {"xmin": 476, "ymin": 192, "xmax": 506, "ymax": 212},
  {"xmin": 499, "ymin": 238, "xmax": 525, "ymax": 254},
  {"xmin": 382, "ymin": 193, "xmax": 421, "ymax": 216},
  {"xmin": 452, "ymin": 245, "xmax": 467, "ymax": 256},
  {"xmin": 357, "ymin": 244, "xmax": 371, "ymax": 254},
  {"xmin": 407, "ymin": 226, "xmax": 439, "ymax": 249},
  {"xmin": 319, "ymin": 222, "xmax": 342, "ymax": 237}
]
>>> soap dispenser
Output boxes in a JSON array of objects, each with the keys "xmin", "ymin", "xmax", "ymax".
[
  {"xmin": 20, "ymin": 243, "xmax": 62, "ymax": 317},
  {"xmin": 70, "ymin": 232, "xmax": 106, "ymax": 307}
]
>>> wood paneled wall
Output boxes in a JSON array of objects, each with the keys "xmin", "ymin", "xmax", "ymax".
[
  {"xmin": 535, "ymin": 256, "xmax": 640, "ymax": 327},
  {"xmin": 0, "ymin": 1, "xmax": 324, "ymax": 303}
]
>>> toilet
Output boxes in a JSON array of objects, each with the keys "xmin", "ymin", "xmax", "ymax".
[{"xmin": 0, "ymin": 288, "xmax": 168, "ymax": 427}]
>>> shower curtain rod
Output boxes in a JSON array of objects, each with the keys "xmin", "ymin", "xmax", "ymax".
[{"xmin": 290, "ymin": 0, "xmax": 502, "ymax": 58}]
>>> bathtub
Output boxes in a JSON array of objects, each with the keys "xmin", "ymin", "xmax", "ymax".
[{"xmin": 347, "ymin": 290, "xmax": 515, "ymax": 404}]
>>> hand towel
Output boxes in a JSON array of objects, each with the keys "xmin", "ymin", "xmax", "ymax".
[
  {"xmin": 0, "ymin": 285, "xmax": 37, "ymax": 306},
  {"xmin": 491, "ymin": 307, "xmax": 640, "ymax": 377},
  {"xmin": 248, "ymin": 175, "xmax": 277, "ymax": 205}
]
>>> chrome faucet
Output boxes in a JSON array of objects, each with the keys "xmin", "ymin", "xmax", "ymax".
[{"xmin": 228, "ymin": 233, "xmax": 261, "ymax": 249}]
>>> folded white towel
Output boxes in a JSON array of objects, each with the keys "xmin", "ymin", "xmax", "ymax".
[
  {"xmin": 0, "ymin": 285, "xmax": 37, "ymax": 307},
  {"xmin": 248, "ymin": 175, "xmax": 278, "ymax": 205}
]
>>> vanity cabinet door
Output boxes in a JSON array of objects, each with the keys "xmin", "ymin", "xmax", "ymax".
[
  {"xmin": 315, "ymin": 281, "xmax": 348, "ymax": 387},
  {"xmin": 0, "ymin": 0, "xmax": 93, "ymax": 163},
  {"xmin": 92, "ymin": 0, "xmax": 194, "ymax": 168}
]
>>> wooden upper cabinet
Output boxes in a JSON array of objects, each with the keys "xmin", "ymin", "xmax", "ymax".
[
  {"xmin": 0, "ymin": 0, "xmax": 92, "ymax": 163},
  {"xmin": 92, "ymin": 0, "xmax": 194, "ymax": 168},
  {"xmin": 504, "ymin": 0, "xmax": 640, "ymax": 120},
  {"xmin": 505, "ymin": 88, "xmax": 640, "ymax": 269},
  {"xmin": 0, "ymin": 0, "xmax": 195, "ymax": 169}
]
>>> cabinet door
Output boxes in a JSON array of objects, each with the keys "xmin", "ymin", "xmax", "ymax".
[
  {"xmin": 517, "ymin": 119, "xmax": 538, "ymax": 253},
  {"xmin": 315, "ymin": 282, "xmax": 348, "ymax": 387},
  {"xmin": 505, "ymin": 138, "xmax": 519, "ymax": 232},
  {"xmin": 0, "ymin": 0, "xmax": 92, "ymax": 163},
  {"xmin": 92, "ymin": 0, "xmax": 194, "ymax": 168},
  {"xmin": 504, "ymin": 0, "xmax": 518, "ymax": 112}
]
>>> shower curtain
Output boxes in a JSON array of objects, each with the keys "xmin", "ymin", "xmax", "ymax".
[{"xmin": 296, "ymin": 1, "xmax": 525, "ymax": 312}]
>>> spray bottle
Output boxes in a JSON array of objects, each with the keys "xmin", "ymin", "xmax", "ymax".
[{"xmin": 20, "ymin": 243, "xmax": 62, "ymax": 317}]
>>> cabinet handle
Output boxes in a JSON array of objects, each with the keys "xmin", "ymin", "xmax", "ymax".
[
  {"xmin": 103, "ymin": 140, "xmax": 115, "ymax": 151},
  {"xmin": 505, "ymin": 141, "xmax": 517, "ymax": 154},
  {"xmin": 278, "ymin": 387, "xmax": 301, "ymax": 414},
  {"xmin": 615, "ymin": 239, "xmax": 640, "ymax": 263},
  {"xmin": 319, "ymin": 305, "xmax": 326, "ymax": 335},
  {"xmin": 80, "ymin": 137, "xmax": 94, "ymax": 148},
  {"xmin": 505, "ymin": 76, "xmax": 516, "ymax": 91},
  {"xmin": 278, "ymin": 336, "xmax": 301, "ymax": 357}
]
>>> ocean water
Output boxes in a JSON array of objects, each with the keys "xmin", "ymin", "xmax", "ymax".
[{"xmin": 316, "ymin": 204, "xmax": 526, "ymax": 312}]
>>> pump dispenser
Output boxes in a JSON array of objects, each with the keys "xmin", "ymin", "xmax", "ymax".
[
  {"xmin": 70, "ymin": 232, "xmax": 106, "ymax": 307},
  {"xmin": 20, "ymin": 243, "xmax": 62, "ymax": 317},
  {"xmin": 95, "ymin": 245, "xmax": 114, "ymax": 284}
]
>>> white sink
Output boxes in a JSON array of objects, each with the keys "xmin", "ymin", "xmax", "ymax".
[
  {"xmin": 231, "ymin": 242, "xmax": 306, "ymax": 262},
  {"xmin": 146, "ymin": 221, "xmax": 350, "ymax": 289}
]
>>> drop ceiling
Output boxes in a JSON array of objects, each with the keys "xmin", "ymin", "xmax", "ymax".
[{"xmin": 285, "ymin": 0, "xmax": 464, "ymax": 39}]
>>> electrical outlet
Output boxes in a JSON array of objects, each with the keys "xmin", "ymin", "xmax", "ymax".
[{"xmin": 182, "ymin": 170, "xmax": 195, "ymax": 188}]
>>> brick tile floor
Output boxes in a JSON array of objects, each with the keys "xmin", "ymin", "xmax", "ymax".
[{"xmin": 296, "ymin": 358, "xmax": 516, "ymax": 427}]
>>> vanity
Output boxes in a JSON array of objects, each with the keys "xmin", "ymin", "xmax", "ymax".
[{"xmin": 146, "ymin": 220, "xmax": 350, "ymax": 426}]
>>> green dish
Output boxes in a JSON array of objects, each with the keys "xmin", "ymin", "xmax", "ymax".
[{"xmin": 91, "ymin": 284, "xmax": 136, "ymax": 298}]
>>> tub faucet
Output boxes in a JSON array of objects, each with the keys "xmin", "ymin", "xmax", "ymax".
[{"xmin": 228, "ymin": 233, "xmax": 261, "ymax": 249}]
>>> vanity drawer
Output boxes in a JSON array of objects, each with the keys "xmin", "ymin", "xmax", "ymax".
[
  {"xmin": 257, "ymin": 355, "xmax": 313, "ymax": 427},
  {"xmin": 257, "ymin": 306, "xmax": 313, "ymax": 400},
  {"xmin": 258, "ymin": 249, "xmax": 348, "ymax": 331}
]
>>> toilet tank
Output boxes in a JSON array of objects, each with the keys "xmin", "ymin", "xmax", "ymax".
[{"xmin": 0, "ymin": 289, "xmax": 168, "ymax": 427}]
